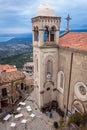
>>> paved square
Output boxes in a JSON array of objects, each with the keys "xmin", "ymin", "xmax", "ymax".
[{"xmin": 0, "ymin": 91, "xmax": 59, "ymax": 130}]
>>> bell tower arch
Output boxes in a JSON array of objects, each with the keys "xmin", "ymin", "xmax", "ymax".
[{"xmin": 32, "ymin": 4, "xmax": 61, "ymax": 108}]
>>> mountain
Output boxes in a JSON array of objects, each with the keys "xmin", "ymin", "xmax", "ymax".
[
  {"xmin": 0, "ymin": 29, "xmax": 87, "ymax": 57},
  {"xmin": 0, "ymin": 29, "xmax": 87, "ymax": 68},
  {"xmin": 0, "ymin": 33, "xmax": 32, "ymax": 57}
]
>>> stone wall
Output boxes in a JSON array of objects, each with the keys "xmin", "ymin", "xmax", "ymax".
[
  {"xmin": 57, "ymin": 48, "xmax": 87, "ymax": 113},
  {"xmin": 69, "ymin": 52, "xmax": 87, "ymax": 112},
  {"xmin": 57, "ymin": 48, "xmax": 72, "ymax": 111}
]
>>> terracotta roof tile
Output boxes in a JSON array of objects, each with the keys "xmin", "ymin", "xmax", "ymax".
[
  {"xmin": 0, "ymin": 64, "xmax": 17, "ymax": 73},
  {"xmin": 59, "ymin": 32, "xmax": 87, "ymax": 51},
  {"xmin": 0, "ymin": 71, "xmax": 26, "ymax": 84}
]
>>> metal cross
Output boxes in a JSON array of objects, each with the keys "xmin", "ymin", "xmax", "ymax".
[{"xmin": 65, "ymin": 14, "xmax": 71, "ymax": 30}]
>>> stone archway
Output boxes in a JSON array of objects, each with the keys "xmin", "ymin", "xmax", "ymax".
[
  {"xmin": 71, "ymin": 99, "xmax": 85, "ymax": 114},
  {"xmin": 43, "ymin": 82, "xmax": 53, "ymax": 105}
]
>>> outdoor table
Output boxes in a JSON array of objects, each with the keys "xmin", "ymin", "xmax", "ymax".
[
  {"xmin": 21, "ymin": 119, "xmax": 27, "ymax": 124},
  {"xmin": 19, "ymin": 102, "xmax": 26, "ymax": 106},
  {"xmin": 21, "ymin": 119, "xmax": 27, "ymax": 130},
  {"xmin": 26, "ymin": 105, "xmax": 31, "ymax": 109},
  {"xmin": 30, "ymin": 113, "xmax": 35, "ymax": 118},
  {"xmin": 15, "ymin": 113, "xmax": 23, "ymax": 119},
  {"xmin": 3, "ymin": 114, "xmax": 12, "ymax": 121},
  {"xmin": 10, "ymin": 122, "xmax": 16, "ymax": 127},
  {"xmin": 16, "ymin": 107, "xmax": 21, "ymax": 111},
  {"xmin": 27, "ymin": 108, "xmax": 32, "ymax": 112}
]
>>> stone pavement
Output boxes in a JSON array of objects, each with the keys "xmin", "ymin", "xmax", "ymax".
[{"xmin": 0, "ymin": 90, "xmax": 60, "ymax": 130}]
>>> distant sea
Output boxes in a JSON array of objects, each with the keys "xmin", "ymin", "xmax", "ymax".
[
  {"xmin": 0, "ymin": 37, "xmax": 14, "ymax": 42},
  {"xmin": 0, "ymin": 29, "xmax": 87, "ymax": 42}
]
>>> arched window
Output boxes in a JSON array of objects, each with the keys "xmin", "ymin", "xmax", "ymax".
[
  {"xmin": 46, "ymin": 60, "xmax": 53, "ymax": 80},
  {"xmin": 43, "ymin": 26, "xmax": 49, "ymax": 42},
  {"xmin": 47, "ymin": 60, "xmax": 52, "ymax": 74},
  {"xmin": 2, "ymin": 88, "xmax": 7, "ymax": 97},
  {"xmin": 21, "ymin": 83, "xmax": 26, "ymax": 90},
  {"xmin": 36, "ymin": 58, "xmax": 38, "ymax": 72},
  {"xmin": 34, "ymin": 26, "xmax": 39, "ymax": 41},
  {"xmin": 57, "ymin": 71, "xmax": 65, "ymax": 93},
  {"xmin": 50, "ymin": 26, "xmax": 56, "ymax": 42}
]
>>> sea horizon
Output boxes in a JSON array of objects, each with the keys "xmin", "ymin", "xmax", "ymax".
[{"xmin": 0, "ymin": 29, "xmax": 87, "ymax": 42}]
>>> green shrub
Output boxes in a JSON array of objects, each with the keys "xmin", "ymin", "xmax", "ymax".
[
  {"xmin": 54, "ymin": 121, "xmax": 58, "ymax": 129},
  {"xmin": 82, "ymin": 113, "xmax": 87, "ymax": 126},
  {"xmin": 69, "ymin": 112, "xmax": 82, "ymax": 127},
  {"xmin": 59, "ymin": 117, "xmax": 64, "ymax": 127}
]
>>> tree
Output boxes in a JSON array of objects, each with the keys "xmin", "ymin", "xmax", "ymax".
[
  {"xmin": 69, "ymin": 112, "xmax": 82, "ymax": 127},
  {"xmin": 82, "ymin": 113, "xmax": 87, "ymax": 126}
]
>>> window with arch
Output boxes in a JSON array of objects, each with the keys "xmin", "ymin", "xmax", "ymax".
[
  {"xmin": 50, "ymin": 26, "xmax": 56, "ymax": 42},
  {"xmin": 57, "ymin": 71, "xmax": 65, "ymax": 93},
  {"xmin": 43, "ymin": 26, "xmax": 49, "ymax": 42},
  {"xmin": 34, "ymin": 26, "xmax": 39, "ymax": 41},
  {"xmin": 20, "ymin": 83, "xmax": 26, "ymax": 90},
  {"xmin": 36, "ymin": 58, "xmax": 38, "ymax": 72},
  {"xmin": 2, "ymin": 88, "xmax": 7, "ymax": 97},
  {"xmin": 46, "ymin": 60, "xmax": 53, "ymax": 80}
]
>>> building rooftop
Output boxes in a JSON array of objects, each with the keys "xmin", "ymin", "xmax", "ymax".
[
  {"xmin": 24, "ymin": 62, "xmax": 33, "ymax": 67},
  {"xmin": 59, "ymin": 32, "xmax": 87, "ymax": 51},
  {"xmin": 0, "ymin": 64, "xmax": 17, "ymax": 73},
  {"xmin": 0, "ymin": 71, "xmax": 25, "ymax": 84}
]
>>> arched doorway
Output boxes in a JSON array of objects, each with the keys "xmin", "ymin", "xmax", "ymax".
[{"xmin": 44, "ymin": 82, "xmax": 53, "ymax": 105}]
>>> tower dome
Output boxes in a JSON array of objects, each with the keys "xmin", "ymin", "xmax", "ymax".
[{"xmin": 36, "ymin": 4, "xmax": 56, "ymax": 17}]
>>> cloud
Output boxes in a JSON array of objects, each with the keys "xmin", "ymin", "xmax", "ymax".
[
  {"xmin": 0, "ymin": 0, "xmax": 87, "ymax": 34},
  {"xmin": 0, "ymin": 27, "xmax": 31, "ymax": 34}
]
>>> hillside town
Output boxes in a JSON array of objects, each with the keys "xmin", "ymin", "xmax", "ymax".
[{"xmin": 0, "ymin": 3, "xmax": 87, "ymax": 130}]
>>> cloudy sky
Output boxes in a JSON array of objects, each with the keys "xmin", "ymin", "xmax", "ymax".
[{"xmin": 0, "ymin": 0, "xmax": 87, "ymax": 34}]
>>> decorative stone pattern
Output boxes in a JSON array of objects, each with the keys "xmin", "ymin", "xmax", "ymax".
[
  {"xmin": 74, "ymin": 82, "xmax": 87, "ymax": 102},
  {"xmin": 79, "ymin": 86, "xmax": 86, "ymax": 95}
]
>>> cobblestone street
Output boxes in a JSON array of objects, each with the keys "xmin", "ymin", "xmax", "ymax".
[{"xmin": 0, "ymin": 91, "xmax": 59, "ymax": 130}]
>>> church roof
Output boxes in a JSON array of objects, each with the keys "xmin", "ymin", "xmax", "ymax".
[{"xmin": 59, "ymin": 32, "xmax": 87, "ymax": 51}]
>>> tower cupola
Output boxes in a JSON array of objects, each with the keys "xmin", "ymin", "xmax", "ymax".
[
  {"xmin": 36, "ymin": 4, "xmax": 56, "ymax": 17},
  {"xmin": 32, "ymin": 4, "xmax": 61, "ymax": 46}
]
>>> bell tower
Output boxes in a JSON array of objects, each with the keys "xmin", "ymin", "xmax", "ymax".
[{"xmin": 32, "ymin": 4, "xmax": 61, "ymax": 108}]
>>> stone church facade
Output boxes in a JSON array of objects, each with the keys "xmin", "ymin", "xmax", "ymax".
[{"xmin": 32, "ymin": 4, "xmax": 87, "ymax": 115}]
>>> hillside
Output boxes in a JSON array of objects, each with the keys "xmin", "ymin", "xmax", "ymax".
[
  {"xmin": 0, "ymin": 33, "xmax": 32, "ymax": 57},
  {"xmin": 0, "ymin": 52, "xmax": 33, "ymax": 69},
  {"xmin": 0, "ymin": 33, "xmax": 33, "ymax": 69}
]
